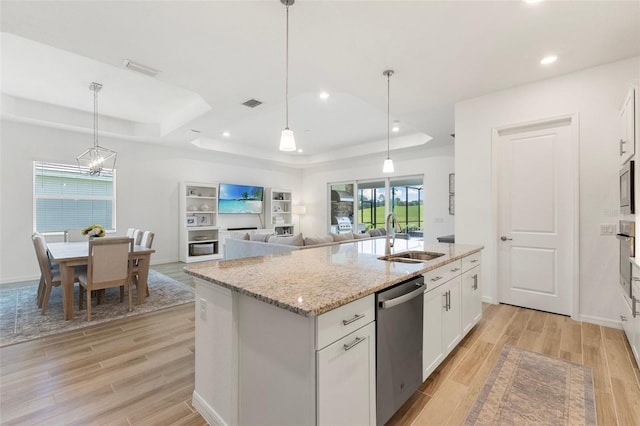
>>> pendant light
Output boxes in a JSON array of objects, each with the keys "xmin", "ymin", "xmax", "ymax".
[
  {"xmin": 279, "ymin": 0, "xmax": 296, "ymax": 152},
  {"xmin": 382, "ymin": 70, "xmax": 394, "ymax": 173},
  {"xmin": 76, "ymin": 82, "xmax": 117, "ymax": 176}
]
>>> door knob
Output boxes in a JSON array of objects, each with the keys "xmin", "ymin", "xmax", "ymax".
[{"xmin": 500, "ymin": 236, "xmax": 513, "ymax": 241}]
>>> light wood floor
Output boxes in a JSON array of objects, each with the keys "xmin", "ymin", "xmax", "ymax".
[{"xmin": 1, "ymin": 262, "xmax": 639, "ymax": 425}]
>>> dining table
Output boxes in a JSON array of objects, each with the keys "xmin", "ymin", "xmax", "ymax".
[{"xmin": 47, "ymin": 241, "xmax": 155, "ymax": 320}]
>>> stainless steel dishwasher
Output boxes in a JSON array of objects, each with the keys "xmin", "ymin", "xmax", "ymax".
[{"xmin": 376, "ymin": 275, "xmax": 425, "ymax": 426}]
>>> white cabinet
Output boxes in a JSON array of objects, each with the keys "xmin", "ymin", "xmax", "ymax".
[
  {"xmin": 267, "ymin": 189, "xmax": 294, "ymax": 235},
  {"xmin": 317, "ymin": 322, "xmax": 376, "ymax": 426},
  {"xmin": 179, "ymin": 182, "xmax": 222, "ymax": 263},
  {"xmin": 422, "ymin": 252, "xmax": 481, "ymax": 381},
  {"xmin": 442, "ymin": 276, "xmax": 462, "ymax": 355},
  {"xmin": 317, "ymin": 294, "xmax": 376, "ymax": 426},
  {"xmin": 630, "ymin": 264, "xmax": 640, "ymax": 366},
  {"xmin": 422, "ymin": 285, "xmax": 444, "ymax": 380},
  {"xmin": 193, "ymin": 283, "xmax": 376, "ymax": 426},
  {"xmin": 620, "ymin": 85, "xmax": 638, "ymax": 165},
  {"xmin": 462, "ymin": 265, "xmax": 482, "ymax": 334},
  {"xmin": 422, "ymin": 274, "xmax": 462, "ymax": 381}
]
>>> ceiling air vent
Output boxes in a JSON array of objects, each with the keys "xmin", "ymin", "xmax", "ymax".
[
  {"xmin": 122, "ymin": 59, "xmax": 159, "ymax": 77},
  {"xmin": 242, "ymin": 99, "xmax": 263, "ymax": 108}
]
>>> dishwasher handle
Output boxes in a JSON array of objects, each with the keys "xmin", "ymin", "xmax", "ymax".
[{"xmin": 379, "ymin": 284, "xmax": 426, "ymax": 310}]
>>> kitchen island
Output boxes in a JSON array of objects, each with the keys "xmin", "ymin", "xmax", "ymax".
[{"xmin": 184, "ymin": 238, "xmax": 483, "ymax": 426}]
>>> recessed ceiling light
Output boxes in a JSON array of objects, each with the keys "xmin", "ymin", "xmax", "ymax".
[
  {"xmin": 523, "ymin": 0, "xmax": 543, "ymax": 4},
  {"xmin": 392, "ymin": 121, "xmax": 400, "ymax": 132},
  {"xmin": 319, "ymin": 91, "xmax": 330, "ymax": 100},
  {"xmin": 222, "ymin": 131, "xmax": 230, "ymax": 137},
  {"xmin": 540, "ymin": 55, "xmax": 558, "ymax": 65}
]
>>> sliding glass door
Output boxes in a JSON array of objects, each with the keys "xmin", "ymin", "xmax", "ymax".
[
  {"xmin": 330, "ymin": 175, "xmax": 424, "ymax": 239},
  {"xmin": 390, "ymin": 177, "xmax": 424, "ymax": 238},
  {"xmin": 357, "ymin": 180, "xmax": 386, "ymax": 233}
]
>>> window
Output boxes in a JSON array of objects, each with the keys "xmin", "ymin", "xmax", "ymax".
[{"xmin": 33, "ymin": 161, "xmax": 116, "ymax": 233}]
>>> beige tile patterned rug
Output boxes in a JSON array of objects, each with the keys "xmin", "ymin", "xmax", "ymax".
[
  {"xmin": 465, "ymin": 344, "xmax": 597, "ymax": 425},
  {"xmin": 0, "ymin": 270, "xmax": 195, "ymax": 347}
]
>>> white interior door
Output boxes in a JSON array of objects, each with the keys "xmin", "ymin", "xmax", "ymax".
[{"xmin": 496, "ymin": 117, "xmax": 576, "ymax": 316}]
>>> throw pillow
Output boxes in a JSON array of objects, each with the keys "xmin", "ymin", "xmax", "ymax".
[
  {"xmin": 250, "ymin": 232, "xmax": 273, "ymax": 242},
  {"xmin": 330, "ymin": 232, "xmax": 354, "ymax": 242},
  {"xmin": 353, "ymin": 232, "xmax": 371, "ymax": 239},
  {"xmin": 228, "ymin": 231, "xmax": 249, "ymax": 240},
  {"xmin": 267, "ymin": 233, "xmax": 304, "ymax": 246},
  {"xmin": 304, "ymin": 235, "xmax": 334, "ymax": 246}
]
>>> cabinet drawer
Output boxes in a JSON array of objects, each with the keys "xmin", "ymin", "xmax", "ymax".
[
  {"xmin": 316, "ymin": 294, "xmax": 375, "ymax": 350},
  {"xmin": 423, "ymin": 260, "xmax": 462, "ymax": 291},
  {"xmin": 461, "ymin": 252, "xmax": 481, "ymax": 272}
]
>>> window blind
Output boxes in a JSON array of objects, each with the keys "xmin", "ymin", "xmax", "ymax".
[{"xmin": 34, "ymin": 162, "xmax": 116, "ymax": 233}]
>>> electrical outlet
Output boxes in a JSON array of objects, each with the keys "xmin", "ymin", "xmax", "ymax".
[{"xmin": 199, "ymin": 298, "xmax": 207, "ymax": 320}]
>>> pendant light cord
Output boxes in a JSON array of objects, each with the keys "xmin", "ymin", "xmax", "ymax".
[
  {"xmin": 93, "ymin": 85, "xmax": 99, "ymax": 148},
  {"xmin": 387, "ymin": 72, "xmax": 390, "ymax": 158},
  {"xmin": 285, "ymin": 3, "xmax": 290, "ymax": 129}
]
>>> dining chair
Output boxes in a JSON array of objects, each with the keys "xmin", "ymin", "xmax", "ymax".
[
  {"xmin": 133, "ymin": 231, "xmax": 155, "ymax": 297},
  {"xmin": 126, "ymin": 228, "xmax": 138, "ymax": 238},
  {"xmin": 32, "ymin": 233, "xmax": 81, "ymax": 314},
  {"xmin": 64, "ymin": 228, "xmax": 87, "ymax": 242},
  {"xmin": 140, "ymin": 231, "xmax": 154, "ymax": 249},
  {"xmin": 132, "ymin": 229, "xmax": 143, "ymax": 246},
  {"xmin": 77, "ymin": 237, "xmax": 134, "ymax": 321}
]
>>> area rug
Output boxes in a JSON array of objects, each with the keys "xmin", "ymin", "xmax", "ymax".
[
  {"xmin": 465, "ymin": 344, "xmax": 597, "ymax": 425},
  {"xmin": 0, "ymin": 270, "xmax": 195, "ymax": 347}
]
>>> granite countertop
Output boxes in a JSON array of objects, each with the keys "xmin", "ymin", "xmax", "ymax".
[{"xmin": 184, "ymin": 238, "xmax": 483, "ymax": 317}]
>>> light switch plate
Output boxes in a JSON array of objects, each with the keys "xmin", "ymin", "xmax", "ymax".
[{"xmin": 600, "ymin": 224, "xmax": 617, "ymax": 235}]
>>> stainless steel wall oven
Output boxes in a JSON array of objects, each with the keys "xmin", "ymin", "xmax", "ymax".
[{"xmin": 620, "ymin": 160, "xmax": 635, "ymax": 215}]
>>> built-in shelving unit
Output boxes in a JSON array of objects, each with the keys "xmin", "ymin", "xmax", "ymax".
[
  {"xmin": 267, "ymin": 189, "xmax": 294, "ymax": 235},
  {"xmin": 180, "ymin": 181, "xmax": 222, "ymax": 262}
]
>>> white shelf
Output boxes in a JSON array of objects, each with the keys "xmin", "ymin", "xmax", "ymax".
[
  {"xmin": 180, "ymin": 182, "xmax": 222, "ymax": 262},
  {"xmin": 267, "ymin": 189, "xmax": 294, "ymax": 236}
]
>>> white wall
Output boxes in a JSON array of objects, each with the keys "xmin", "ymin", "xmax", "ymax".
[
  {"xmin": 301, "ymin": 144, "xmax": 455, "ymax": 244},
  {"xmin": 0, "ymin": 120, "xmax": 302, "ymax": 283},
  {"xmin": 455, "ymin": 56, "xmax": 640, "ymax": 326}
]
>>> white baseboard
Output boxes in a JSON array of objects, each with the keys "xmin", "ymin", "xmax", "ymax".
[
  {"xmin": 579, "ymin": 314, "xmax": 622, "ymax": 330},
  {"xmin": 192, "ymin": 391, "xmax": 228, "ymax": 426},
  {"xmin": 481, "ymin": 296, "xmax": 496, "ymax": 304},
  {"xmin": 479, "ymin": 298, "xmax": 622, "ymax": 330},
  {"xmin": 0, "ymin": 273, "xmax": 40, "ymax": 285}
]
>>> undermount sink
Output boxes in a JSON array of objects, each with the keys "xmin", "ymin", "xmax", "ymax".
[{"xmin": 378, "ymin": 250, "xmax": 445, "ymax": 263}]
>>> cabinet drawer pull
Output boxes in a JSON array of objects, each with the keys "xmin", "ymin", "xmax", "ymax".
[
  {"xmin": 431, "ymin": 276, "xmax": 443, "ymax": 282},
  {"xmin": 342, "ymin": 313, "xmax": 365, "ymax": 326},
  {"xmin": 450, "ymin": 267, "xmax": 461, "ymax": 272},
  {"xmin": 343, "ymin": 336, "xmax": 366, "ymax": 351},
  {"xmin": 473, "ymin": 274, "xmax": 478, "ymax": 290},
  {"xmin": 470, "ymin": 259, "xmax": 479, "ymax": 263}
]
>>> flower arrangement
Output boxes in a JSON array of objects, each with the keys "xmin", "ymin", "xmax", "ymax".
[{"xmin": 82, "ymin": 224, "xmax": 106, "ymax": 238}]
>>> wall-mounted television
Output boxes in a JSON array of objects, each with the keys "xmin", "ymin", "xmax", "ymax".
[{"xmin": 218, "ymin": 183, "xmax": 264, "ymax": 214}]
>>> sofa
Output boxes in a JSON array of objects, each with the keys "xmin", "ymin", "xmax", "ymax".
[{"xmin": 224, "ymin": 229, "xmax": 389, "ymax": 260}]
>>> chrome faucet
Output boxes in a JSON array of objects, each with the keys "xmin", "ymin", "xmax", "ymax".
[{"xmin": 385, "ymin": 212, "xmax": 402, "ymax": 255}]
